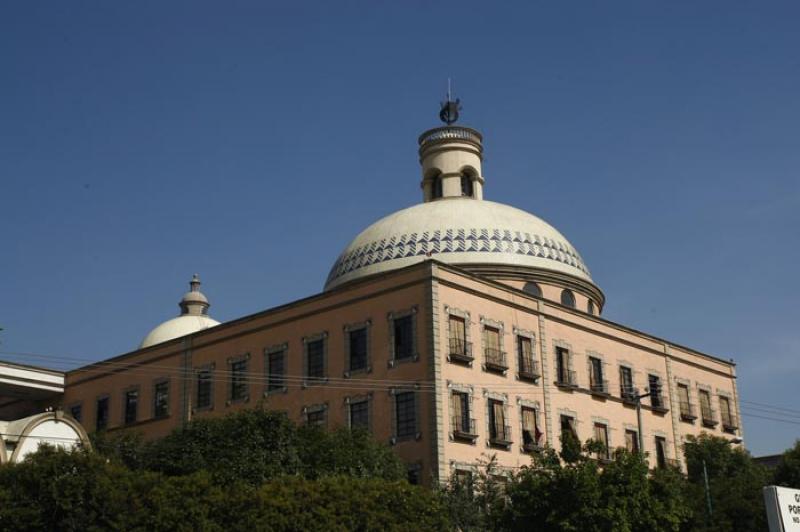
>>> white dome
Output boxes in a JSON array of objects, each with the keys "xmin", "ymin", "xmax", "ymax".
[
  {"xmin": 325, "ymin": 198, "xmax": 594, "ymax": 290},
  {"xmin": 140, "ymin": 315, "xmax": 220, "ymax": 349}
]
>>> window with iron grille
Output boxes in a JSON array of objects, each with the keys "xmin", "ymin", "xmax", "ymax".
[
  {"xmin": 448, "ymin": 315, "xmax": 468, "ymax": 359},
  {"xmin": 349, "ymin": 399, "xmax": 369, "ymax": 430},
  {"xmin": 267, "ymin": 349, "xmax": 286, "ymax": 392},
  {"xmin": 593, "ymin": 423, "xmax": 610, "ymax": 460},
  {"xmin": 625, "ymin": 429, "xmax": 639, "ymax": 453},
  {"xmin": 70, "ymin": 403, "xmax": 82, "ymax": 423},
  {"xmin": 393, "ymin": 315, "xmax": 414, "ymax": 361},
  {"xmin": 450, "ymin": 391, "xmax": 473, "ymax": 436},
  {"xmin": 395, "ymin": 391, "xmax": 416, "ymax": 439},
  {"xmin": 124, "ymin": 389, "xmax": 138, "ymax": 425},
  {"xmin": 306, "ymin": 338, "xmax": 325, "ymax": 381},
  {"xmin": 556, "ymin": 347, "xmax": 572, "ymax": 384},
  {"xmin": 620, "ymin": 366, "xmax": 634, "ymax": 398},
  {"xmin": 560, "ymin": 414, "xmax": 577, "ymax": 451},
  {"xmin": 521, "ymin": 406, "xmax": 541, "ymax": 448},
  {"xmin": 648, "ymin": 374, "xmax": 664, "ymax": 409},
  {"xmin": 230, "ymin": 359, "xmax": 248, "ymax": 401},
  {"xmin": 488, "ymin": 399, "xmax": 509, "ymax": 444},
  {"xmin": 306, "ymin": 408, "xmax": 327, "ymax": 427},
  {"xmin": 196, "ymin": 368, "xmax": 212, "ymax": 409},
  {"xmin": 719, "ymin": 395, "xmax": 736, "ymax": 430},
  {"xmin": 589, "ymin": 357, "xmax": 605, "ymax": 392},
  {"xmin": 517, "ymin": 335, "xmax": 537, "ymax": 377},
  {"xmin": 655, "ymin": 436, "xmax": 668, "ymax": 468},
  {"xmin": 153, "ymin": 380, "xmax": 169, "ymax": 418},
  {"xmin": 96, "ymin": 397, "xmax": 109, "ymax": 431},
  {"xmin": 349, "ymin": 328, "xmax": 368, "ymax": 372}
]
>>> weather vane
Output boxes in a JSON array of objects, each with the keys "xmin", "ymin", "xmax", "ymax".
[{"xmin": 439, "ymin": 78, "xmax": 461, "ymax": 125}]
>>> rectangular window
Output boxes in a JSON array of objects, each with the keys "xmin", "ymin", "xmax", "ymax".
[
  {"xmin": 196, "ymin": 368, "xmax": 213, "ymax": 409},
  {"xmin": 517, "ymin": 336, "xmax": 538, "ymax": 379},
  {"xmin": 448, "ymin": 315, "xmax": 470, "ymax": 360},
  {"xmin": 560, "ymin": 414, "xmax": 577, "ymax": 451},
  {"xmin": 306, "ymin": 338, "xmax": 326, "ymax": 381},
  {"xmin": 556, "ymin": 347, "xmax": 573, "ymax": 385},
  {"xmin": 393, "ymin": 315, "xmax": 414, "ymax": 361},
  {"xmin": 483, "ymin": 326, "xmax": 506, "ymax": 369},
  {"xmin": 349, "ymin": 399, "xmax": 369, "ymax": 431},
  {"xmin": 395, "ymin": 391, "xmax": 417, "ymax": 439},
  {"xmin": 230, "ymin": 359, "xmax": 248, "ymax": 401},
  {"xmin": 96, "ymin": 397, "xmax": 109, "ymax": 431},
  {"xmin": 450, "ymin": 391, "xmax": 474, "ymax": 438},
  {"xmin": 124, "ymin": 389, "xmax": 138, "ymax": 425},
  {"xmin": 620, "ymin": 366, "xmax": 634, "ymax": 399},
  {"xmin": 267, "ymin": 349, "xmax": 286, "ymax": 392},
  {"xmin": 699, "ymin": 389, "xmax": 716, "ymax": 426},
  {"xmin": 69, "ymin": 404, "xmax": 82, "ymax": 423},
  {"xmin": 306, "ymin": 408, "xmax": 327, "ymax": 428},
  {"xmin": 521, "ymin": 406, "xmax": 541, "ymax": 450},
  {"xmin": 593, "ymin": 423, "xmax": 610, "ymax": 460},
  {"xmin": 153, "ymin": 380, "xmax": 169, "ymax": 418},
  {"xmin": 407, "ymin": 465, "xmax": 421, "ymax": 485},
  {"xmin": 625, "ymin": 429, "xmax": 639, "ymax": 453},
  {"xmin": 719, "ymin": 396, "xmax": 736, "ymax": 431},
  {"xmin": 655, "ymin": 436, "xmax": 668, "ymax": 468},
  {"xmin": 488, "ymin": 399, "xmax": 510, "ymax": 444},
  {"xmin": 589, "ymin": 357, "xmax": 606, "ymax": 393},
  {"xmin": 677, "ymin": 384, "xmax": 695, "ymax": 420},
  {"xmin": 349, "ymin": 328, "xmax": 368, "ymax": 372},
  {"xmin": 649, "ymin": 375, "xmax": 664, "ymax": 409}
]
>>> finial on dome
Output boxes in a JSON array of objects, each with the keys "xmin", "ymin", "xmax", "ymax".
[
  {"xmin": 179, "ymin": 274, "xmax": 210, "ymax": 316},
  {"xmin": 439, "ymin": 78, "xmax": 461, "ymax": 125}
]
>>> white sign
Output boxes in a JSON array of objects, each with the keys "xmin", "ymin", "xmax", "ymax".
[{"xmin": 764, "ymin": 486, "xmax": 800, "ymax": 532}]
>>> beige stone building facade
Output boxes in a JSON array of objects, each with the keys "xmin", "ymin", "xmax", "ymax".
[{"xmin": 59, "ymin": 108, "xmax": 742, "ymax": 484}]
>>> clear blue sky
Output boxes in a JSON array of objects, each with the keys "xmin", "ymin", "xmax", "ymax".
[{"xmin": 1, "ymin": 2, "xmax": 798, "ymax": 456}]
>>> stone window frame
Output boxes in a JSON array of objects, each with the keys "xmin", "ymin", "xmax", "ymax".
[
  {"xmin": 444, "ymin": 305, "xmax": 472, "ymax": 365},
  {"xmin": 121, "ymin": 384, "xmax": 140, "ymax": 426},
  {"xmin": 152, "ymin": 377, "xmax": 171, "ymax": 419},
  {"xmin": 387, "ymin": 306, "xmax": 419, "ymax": 368},
  {"xmin": 343, "ymin": 320, "xmax": 372, "ymax": 377},
  {"xmin": 447, "ymin": 381, "xmax": 477, "ymax": 444},
  {"xmin": 585, "ymin": 350, "xmax": 611, "ymax": 393},
  {"xmin": 623, "ymin": 423, "xmax": 640, "ymax": 452},
  {"xmin": 653, "ymin": 432, "xmax": 670, "ymax": 467},
  {"xmin": 263, "ymin": 343, "xmax": 288, "ymax": 396},
  {"xmin": 389, "ymin": 385, "xmax": 421, "ymax": 444},
  {"xmin": 449, "ymin": 461, "xmax": 478, "ymax": 488},
  {"xmin": 645, "ymin": 370, "xmax": 667, "ymax": 408},
  {"xmin": 695, "ymin": 383, "xmax": 715, "ymax": 421},
  {"xmin": 480, "ymin": 315, "xmax": 507, "ymax": 375},
  {"xmin": 716, "ymin": 390, "xmax": 737, "ymax": 433},
  {"xmin": 193, "ymin": 362, "xmax": 215, "ymax": 413},
  {"xmin": 484, "ymin": 389, "xmax": 512, "ymax": 450},
  {"xmin": 95, "ymin": 393, "xmax": 110, "ymax": 432},
  {"xmin": 344, "ymin": 392, "xmax": 373, "ymax": 432},
  {"xmin": 68, "ymin": 402, "xmax": 83, "ymax": 423},
  {"xmin": 406, "ymin": 462, "xmax": 423, "ymax": 485},
  {"xmin": 226, "ymin": 353, "xmax": 251, "ymax": 405},
  {"xmin": 517, "ymin": 397, "xmax": 543, "ymax": 452},
  {"xmin": 553, "ymin": 339, "xmax": 576, "ymax": 385},
  {"xmin": 557, "ymin": 408, "xmax": 579, "ymax": 447},
  {"xmin": 617, "ymin": 361, "xmax": 637, "ymax": 398},
  {"xmin": 591, "ymin": 419, "xmax": 612, "ymax": 460},
  {"xmin": 674, "ymin": 377, "xmax": 694, "ymax": 421},
  {"xmin": 302, "ymin": 331, "xmax": 329, "ymax": 386},
  {"xmin": 513, "ymin": 327, "xmax": 539, "ymax": 383},
  {"xmin": 302, "ymin": 402, "xmax": 329, "ymax": 428}
]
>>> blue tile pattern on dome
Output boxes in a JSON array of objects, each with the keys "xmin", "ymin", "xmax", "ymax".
[{"xmin": 326, "ymin": 228, "xmax": 590, "ymax": 286}]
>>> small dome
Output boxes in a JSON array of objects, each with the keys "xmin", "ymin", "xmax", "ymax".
[
  {"xmin": 140, "ymin": 315, "xmax": 220, "ymax": 349},
  {"xmin": 325, "ymin": 199, "xmax": 594, "ymax": 290},
  {"xmin": 139, "ymin": 274, "xmax": 220, "ymax": 349}
]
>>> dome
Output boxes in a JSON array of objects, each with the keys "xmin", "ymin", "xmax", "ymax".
[
  {"xmin": 140, "ymin": 314, "xmax": 220, "ymax": 349},
  {"xmin": 325, "ymin": 198, "xmax": 593, "ymax": 290},
  {"xmin": 139, "ymin": 274, "xmax": 220, "ymax": 349}
]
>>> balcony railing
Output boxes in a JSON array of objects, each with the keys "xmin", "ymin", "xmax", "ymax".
[
  {"xmin": 555, "ymin": 369, "xmax": 578, "ymax": 388},
  {"xmin": 679, "ymin": 401, "xmax": 697, "ymax": 421},
  {"xmin": 484, "ymin": 348, "xmax": 508, "ymax": 372},
  {"xmin": 650, "ymin": 393, "xmax": 669, "ymax": 413},
  {"xmin": 589, "ymin": 378, "xmax": 610, "ymax": 396},
  {"xmin": 489, "ymin": 424, "xmax": 513, "ymax": 446},
  {"xmin": 721, "ymin": 412, "xmax": 739, "ymax": 432},
  {"xmin": 448, "ymin": 338, "xmax": 473, "ymax": 364},
  {"xmin": 701, "ymin": 408, "xmax": 718, "ymax": 428},
  {"xmin": 620, "ymin": 385, "xmax": 638, "ymax": 404},
  {"xmin": 518, "ymin": 356, "xmax": 540, "ymax": 381},
  {"xmin": 451, "ymin": 416, "xmax": 479, "ymax": 442}
]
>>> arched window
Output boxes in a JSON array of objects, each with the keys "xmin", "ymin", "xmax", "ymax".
[
  {"xmin": 587, "ymin": 300, "xmax": 595, "ymax": 315},
  {"xmin": 560, "ymin": 289, "xmax": 576, "ymax": 308},
  {"xmin": 460, "ymin": 174, "xmax": 474, "ymax": 197},
  {"xmin": 523, "ymin": 282, "xmax": 542, "ymax": 298},
  {"xmin": 432, "ymin": 175, "xmax": 443, "ymax": 200}
]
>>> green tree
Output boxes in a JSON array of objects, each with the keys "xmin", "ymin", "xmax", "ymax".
[
  {"xmin": 683, "ymin": 434, "xmax": 769, "ymax": 532},
  {"xmin": 773, "ymin": 439, "xmax": 800, "ymax": 489}
]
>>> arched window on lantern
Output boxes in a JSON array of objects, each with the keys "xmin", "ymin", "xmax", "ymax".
[
  {"xmin": 560, "ymin": 289, "xmax": 576, "ymax": 308},
  {"xmin": 523, "ymin": 282, "xmax": 542, "ymax": 298}
]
